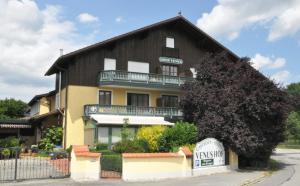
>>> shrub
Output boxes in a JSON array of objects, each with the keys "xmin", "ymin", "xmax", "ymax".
[
  {"xmin": 38, "ymin": 125, "xmax": 63, "ymax": 151},
  {"xmin": 101, "ymin": 154, "xmax": 122, "ymax": 172},
  {"xmin": 112, "ymin": 139, "xmax": 149, "ymax": 153},
  {"xmin": 94, "ymin": 143, "xmax": 109, "ymax": 151},
  {"xmin": 1, "ymin": 148, "xmax": 10, "ymax": 158},
  {"xmin": 136, "ymin": 125, "xmax": 166, "ymax": 152},
  {"xmin": 158, "ymin": 121, "xmax": 197, "ymax": 152},
  {"xmin": 0, "ymin": 137, "xmax": 20, "ymax": 148}
]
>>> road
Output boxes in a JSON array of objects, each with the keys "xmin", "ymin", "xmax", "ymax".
[{"xmin": 255, "ymin": 149, "xmax": 300, "ymax": 186}]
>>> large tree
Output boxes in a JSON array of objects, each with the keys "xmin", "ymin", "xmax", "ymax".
[
  {"xmin": 0, "ymin": 98, "xmax": 28, "ymax": 119},
  {"xmin": 180, "ymin": 52, "xmax": 290, "ymax": 166}
]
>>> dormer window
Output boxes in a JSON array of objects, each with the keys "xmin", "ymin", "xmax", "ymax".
[{"xmin": 166, "ymin": 37, "xmax": 174, "ymax": 48}]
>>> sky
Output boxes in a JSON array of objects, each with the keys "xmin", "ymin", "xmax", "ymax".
[{"xmin": 0, "ymin": 0, "xmax": 300, "ymax": 102}]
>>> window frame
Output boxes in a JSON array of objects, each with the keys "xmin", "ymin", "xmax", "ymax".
[
  {"xmin": 161, "ymin": 95, "xmax": 179, "ymax": 108},
  {"xmin": 162, "ymin": 65, "xmax": 178, "ymax": 76},
  {"xmin": 98, "ymin": 90, "xmax": 112, "ymax": 106},
  {"xmin": 166, "ymin": 37, "xmax": 175, "ymax": 48}
]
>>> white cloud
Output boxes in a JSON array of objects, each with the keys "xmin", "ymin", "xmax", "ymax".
[
  {"xmin": 115, "ymin": 16, "xmax": 124, "ymax": 23},
  {"xmin": 251, "ymin": 53, "xmax": 286, "ymax": 70},
  {"xmin": 271, "ymin": 70, "xmax": 290, "ymax": 84},
  {"xmin": 77, "ymin": 13, "xmax": 98, "ymax": 23},
  {"xmin": 197, "ymin": 0, "xmax": 300, "ymax": 41},
  {"xmin": 0, "ymin": 0, "xmax": 93, "ymax": 102}
]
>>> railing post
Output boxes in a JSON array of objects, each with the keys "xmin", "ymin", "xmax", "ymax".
[{"xmin": 14, "ymin": 148, "xmax": 18, "ymax": 181}]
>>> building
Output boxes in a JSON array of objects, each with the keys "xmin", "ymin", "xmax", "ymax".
[{"xmin": 28, "ymin": 16, "xmax": 238, "ymax": 148}]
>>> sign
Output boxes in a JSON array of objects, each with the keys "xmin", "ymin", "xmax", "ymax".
[
  {"xmin": 159, "ymin": 57, "xmax": 183, "ymax": 65},
  {"xmin": 193, "ymin": 138, "xmax": 225, "ymax": 169}
]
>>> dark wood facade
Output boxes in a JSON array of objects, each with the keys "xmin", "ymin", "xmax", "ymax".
[{"xmin": 50, "ymin": 16, "xmax": 238, "ymax": 89}]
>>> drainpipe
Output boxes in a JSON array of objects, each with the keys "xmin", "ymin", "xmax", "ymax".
[{"xmin": 55, "ymin": 49, "xmax": 69, "ymax": 149}]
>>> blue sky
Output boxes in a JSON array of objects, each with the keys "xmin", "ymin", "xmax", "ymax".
[{"xmin": 0, "ymin": 0, "xmax": 299, "ymax": 101}]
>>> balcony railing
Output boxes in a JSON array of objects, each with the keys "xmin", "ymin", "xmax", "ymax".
[
  {"xmin": 84, "ymin": 105, "xmax": 182, "ymax": 117},
  {"xmin": 99, "ymin": 70, "xmax": 193, "ymax": 88}
]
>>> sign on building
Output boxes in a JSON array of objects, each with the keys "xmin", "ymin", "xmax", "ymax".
[
  {"xmin": 193, "ymin": 138, "xmax": 225, "ymax": 169},
  {"xmin": 159, "ymin": 57, "xmax": 183, "ymax": 65}
]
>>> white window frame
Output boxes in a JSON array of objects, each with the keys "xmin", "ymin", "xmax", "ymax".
[
  {"xmin": 128, "ymin": 61, "xmax": 149, "ymax": 73},
  {"xmin": 166, "ymin": 37, "xmax": 175, "ymax": 48}
]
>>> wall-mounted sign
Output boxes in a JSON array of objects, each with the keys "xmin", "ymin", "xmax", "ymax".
[
  {"xmin": 159, "ymin": 57, "xmax": 183, "ymax": 65},
  {"xmin": 193, "ymin": 138, "xmax": 225, "ymax": 169}
]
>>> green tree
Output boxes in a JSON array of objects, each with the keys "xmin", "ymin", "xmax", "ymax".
[
  {"xmin": 0, "ymin": 98, "xmax": 28, "ymax": 119},
  {"xmin": 286, "ymin": 82, "xmax": 300, "ymax": 142},
  {"xmin": 38, "ymin": 126, "xmax": 63, "ymax": 151}
]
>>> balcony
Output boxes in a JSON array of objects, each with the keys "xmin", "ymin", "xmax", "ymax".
[
  {"xmin": 99, "ymin": 70, "xmax": 193, "ymax": 90},
  {"xmin": 84, "ymin": 105, "xmax": 182, "ymax": 117}
]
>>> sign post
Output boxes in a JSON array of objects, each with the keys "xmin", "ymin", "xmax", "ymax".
[{"xmin": 193, "ymin": 138, "xmax": 225, "ymax": 169}]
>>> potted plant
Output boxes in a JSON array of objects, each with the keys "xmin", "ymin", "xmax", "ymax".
[{"xmin": 1, "ymin": 148, "xmax": 11, "ymax": 159}]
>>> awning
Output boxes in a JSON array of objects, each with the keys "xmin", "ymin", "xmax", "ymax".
[{"xmin": 90, "ymin": 114, "xmax": 174, "ymax": 126}]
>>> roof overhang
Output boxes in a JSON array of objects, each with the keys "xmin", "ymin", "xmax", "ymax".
[{"xmin": 89, "ymin": 114, "xmax": 174, "ymax": 126}]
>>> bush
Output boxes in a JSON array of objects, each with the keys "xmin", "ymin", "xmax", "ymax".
[
  {"xmin": 1, "ymin": 148, "xmax": 10, "ymax": 158},
  {"xmin": 101, "ymin": 154, "xmax": 122, "ymax": 172},
  {"xmin": 112, "ymin": 139, "xmax": 149, "ymax": 153},
  {"xmin": 136, "ymin": 125, "xmax": 166, "ymax": 152},
  {"xmin": 158, "ymin": 121, "xmax": 197, "ymax": 152},
  {"xmin": 94, "ymin": 143, "xmax": 109, "ymax": 151},
  {"xmin": 38, "ymin": 125, "xmax": 63, "ymax": 151},
  {"xmin": 0, "ymin": 137, "xmax": 20, "ymax": 148}
]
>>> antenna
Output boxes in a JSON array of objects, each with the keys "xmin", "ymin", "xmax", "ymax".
[
  {"xmin": 178, "ymin": 11, "xmax": 182, "ymax": 16},
  {"xmin": 59, "ymin": 49, "xmax": 63, "ymax": 56}
]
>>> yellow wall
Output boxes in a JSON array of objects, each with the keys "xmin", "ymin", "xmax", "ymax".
[
  {"xmin": 49, "ymin": 95, "xmax": 56, "ymax": 112},
  {"xmin": 39, "ymin": 97, "xmax": 50, "ymax": 115},
  {"xmin": 64, "ymin": 85, "xmax": 179, "ymax": 147},
  {"xmin": 65, "ymin": 85, "xmax": 98, "ymax": 147}
]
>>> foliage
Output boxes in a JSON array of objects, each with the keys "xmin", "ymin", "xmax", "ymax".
[
  {"xmin": 0, "ymin": 98, "xmax": 28, "ymax": 119},
  {"xmin": 38, "ymin": 125, "xmax": 63, "ymax": 151},
  {"xmin": 286, "ymin": 111, "xmax": 300, "ymax": 142},
  {"xmin": 0, "ymin": 137, "xmax": 20, "ymax": 148},
  {"xmin": 158, "ymin": 121, "xmax": 197, "ymax": 152},
  {"xmin": 136, "ymin": 125, "xmax": 166, "ymax": 152},
  {"xmin": 180, "ymin": 52, "xmax": 290, "ymax": 166},
  {"xmin": 66, "ymin": 145, "xmax": 73, "ymax": 154},
  {"xmin": 1, "ymin": 148, "xmax": 10, "ymax": 157},
  {"xmin": 101, "ymin": 154, "xmax": 122, "ymax": 172},
  {"xmin": 93, "ymin": 142, "xmax": 109, "ymax": 151},
  {"xmin": 112, "ymin": 139, "xmax": 149, "ymax": 153},
  {"xmin": 121, "ymin": 118, "xmax": 133, "ymax": 141},
  {"xmin": 285, "ymin": 82, "xmax": 300, "ymax": 143}
]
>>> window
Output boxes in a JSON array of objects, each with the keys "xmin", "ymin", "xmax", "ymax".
[
  {"xmin": 99, "ymin": 90, "xmax": 111, "ymax": 105},
  {"xmin": 162, "ymin": 65, "xmax": 178, "ymax": 76},
  {"xmin": 104, "ymin": 58, "xmax": 116, "ymax": 70},
  {"xmin": 162, "ymin": 95, "xmax": 178, "ymax": 107},
  {"xmin": 190, "ymin": 68, "xmax": 197, "ymax": 78},
  {"xmin": 127, "ymin": 93, "xmax": 149, "ymax": 107},
  {"xmin": 128, "ymin": 61, "xmax": 149, "ymax": 73},
  {"xmin": 98, "ymin": 127, "xmax": 109, "ymax": 144},
  {"xmin": 166, "ymin": 37, "xmax": 174, "ymax": 48}
]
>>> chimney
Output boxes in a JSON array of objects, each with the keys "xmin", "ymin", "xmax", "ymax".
[{"xmin": 60, "ymin": 49, "xmax": 64, "ymax": 56}]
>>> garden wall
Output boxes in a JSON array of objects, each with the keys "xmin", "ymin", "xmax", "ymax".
[
  {"xmin": 122, "ymin": 147, "xmax": 193, "ymax": 181},
  {"xmin": 70, "ymin": 145, "xmax": 101, "ymax": 180}
]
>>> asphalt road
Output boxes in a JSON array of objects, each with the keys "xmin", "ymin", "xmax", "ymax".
[{"xmin": 255, "ymin": 149, "xmax": 300, "ymax": 186}]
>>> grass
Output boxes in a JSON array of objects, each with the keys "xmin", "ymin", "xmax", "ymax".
[{"xmin": 277, "ymin": 140, "xmax": 300, "ymax": 149}]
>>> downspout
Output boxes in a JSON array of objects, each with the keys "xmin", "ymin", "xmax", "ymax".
[{"xmin": 54, "ymin": 53, "xmax": 69, "ymax": 149}]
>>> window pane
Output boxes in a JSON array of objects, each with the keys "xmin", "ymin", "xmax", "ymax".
[
  {"xmin": 99, "ymin": 91, "xmax": 111, "ymax": 105},
  {"xmin": 127, "ymin": 93, "xmax": 149, "ymax": 107},
  {"xmin": 162, "ymin": 95, "xmax": 178, "ymax": 107},
  {"xmin": 112, "ymin": 128, "xmax": 122, "ymax": 143},
  {"xmin": 98, "ymin": 127, "xmax": 109, "ymax": 144}
]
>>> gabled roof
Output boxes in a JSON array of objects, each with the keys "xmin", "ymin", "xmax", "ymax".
[
  {"xmin": 45, "ymin": 15, "xmax": 239, "ymax": 76},
  {"xmin": 28, "ymin": 90, "xmax": 56, "ymax": 106}
]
